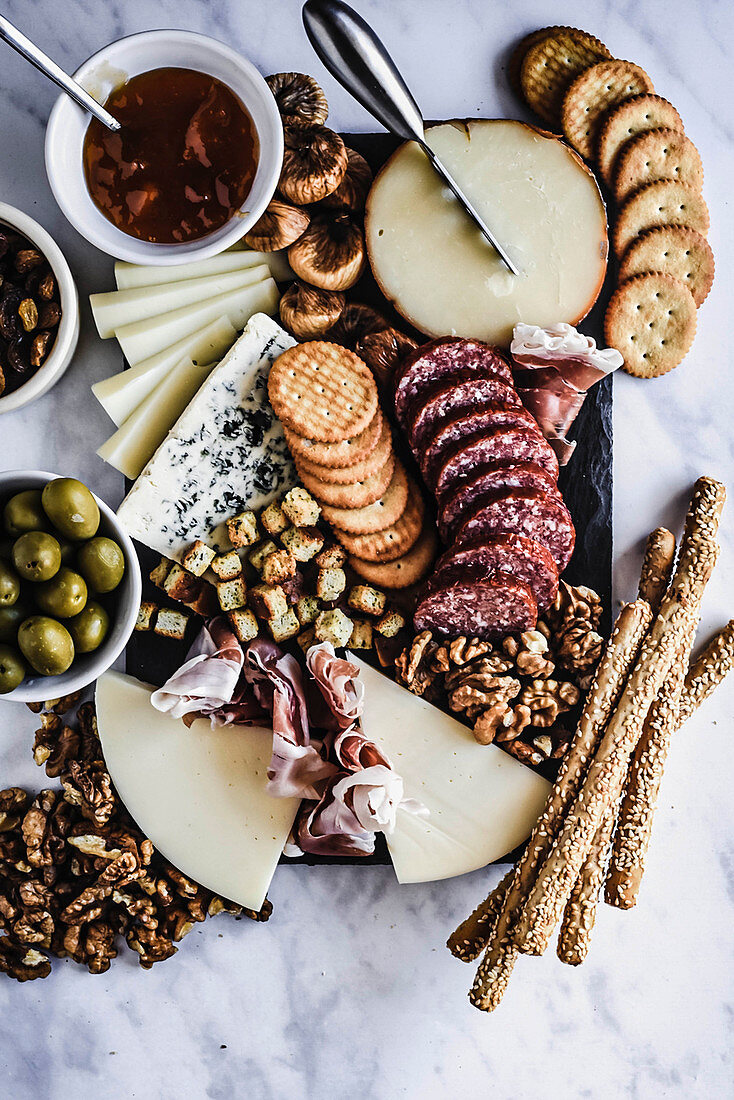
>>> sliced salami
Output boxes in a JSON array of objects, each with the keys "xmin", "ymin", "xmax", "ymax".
[
  {"xmin": 438, "ymin": 463, "xmax": 561, "ymax": 541},
  {"xmin": 434, "ymin": 426, "xmax": 560, "ymax": 499},
  {"xmin": 454, "ymin": 488, "xmax": 576, "ymax": 572},
  {"xmin": 408, "ymin": 377, "xmax": 520, "ymax": 450},
  {"xmin": 433, "ymin": 532, "xmax": 559, "ymax": 611},
  {"xmin": 421, "ymin": 402, "xmax": 542, "ymax": 486},
  {"xmin": 414, "ymin": 569, "xmax": 537, "ymax": 639},
  {"xmin": 394, "ymin": 337, "xmax": 512, "ymax": 425}
]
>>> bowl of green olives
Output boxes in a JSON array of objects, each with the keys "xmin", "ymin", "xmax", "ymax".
[{"xmin": 0, "ymin": 470, "xmax": 141, "ymax": 700}]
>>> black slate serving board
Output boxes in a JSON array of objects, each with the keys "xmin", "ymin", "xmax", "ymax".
[{"xmin": 126, "ymin": 131, "xmax": 614, "ymax": 867}]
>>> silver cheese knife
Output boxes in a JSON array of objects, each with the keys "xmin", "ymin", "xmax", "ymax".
[{"xmin": 302, "ymin": 0, "xmax": 520, "ymax": 276}]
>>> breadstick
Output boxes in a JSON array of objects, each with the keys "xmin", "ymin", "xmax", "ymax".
[
  {"xmin": 678, "ymin": 619, "xmax": 734, "ymax": 723},
  {"xmin": 638, "ymin": 527, "xmax": 676, "ymax": 612},
  {"xmin": 446, "ymin": 868, "xmax": 514, "ymax": 962},
  {"xmin": 557, "ymin": 802, "xmax": 616, "ymax": 966},
  {"xmin": 513, "ymin": 478, "xmax": 724, "ymax": 956},
  {"xmin": 467, "ymin": 600, "xmax": 652, "ymax": 1011}
]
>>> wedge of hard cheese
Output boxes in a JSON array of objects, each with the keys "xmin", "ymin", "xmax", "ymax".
[
  {"xmin": 96, "ymin": 672, "xmax": 299, "ymax": 911},
  {"xmin": 352, "ymin": 657, "xmax": 550, "ymax": 883}
]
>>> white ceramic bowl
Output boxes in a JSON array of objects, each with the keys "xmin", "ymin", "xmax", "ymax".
[
  {"xmin": 0, "ymin": 471, "xmax": 142, "ymax": 703},
  {"xmin": 0, "ymin": 204, "xmax": 80, "ymax": 414},
  {"xmin": 45, "ymin": 30, "xmax": 283, "ymax": 265}
]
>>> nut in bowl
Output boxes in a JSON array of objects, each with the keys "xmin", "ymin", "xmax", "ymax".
[{"xmin": 0, "ymin": 471, "xmax": 141, "ymax": 702}]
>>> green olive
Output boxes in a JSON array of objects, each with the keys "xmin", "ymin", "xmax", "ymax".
[
  {"xmin": 35, "ymin": 568, "xmax": 87, "ymax": 619},
  {"xmin": 68, "ymin": 600, "xmax": 110, "ymax": 653},
  {"xmin": 3, "ymin": 490, "xmax": 47, "ymax": 537},
  {"xmin": 0, "ymin": 644, "xmax": 25, "ymax": 693},
  {"xmin": 42, "ymin": 478, "xmax": 100, "ymax": 541},
  {"xmin": 0, "ymin": 561, "xmax": 20, "ymax": 607},
  {"xmin": 77, "ymin": 536, "xmax": 125, "ymax": 593},
  {"xmin": 18, "ymin": 616, "xmax": 74, "ymax": 676},
  {"xmin": 12, "ymin": 531, "xmax": 61, "ymax": 583}
]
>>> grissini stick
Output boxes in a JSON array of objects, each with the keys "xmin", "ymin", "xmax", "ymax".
[
  {"xmin": 678, "ymin": 619, "xmax": 734, "ymax": 724},
  {"xmin": 447, "ymin": 868, "xmax": 513, "ymax": 963},
  {"xmin": 637, "ymin": 528, "xmax": 676, "ymax": 612}
]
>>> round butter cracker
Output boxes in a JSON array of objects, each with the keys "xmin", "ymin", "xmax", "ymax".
[
  {"xmin": 285, "ymin": 408, "xmax": 382, "ymax": 468},
  {"xmin": 597, "ymin": 94, "xmax": 684, "ymax": 184},
  {"xmin": 604, "ymin": 272, "xmax": 697, "ymax": 378},
  {"xmin": 335, "ymin": 486, "xmax": 424, "ymax": 561},
  {"xmin": 268, "ymin": 341, "xmax": 377, "ymax": 443},
  {"xmin": 562, "ymin": 59, "xmax": 655, "ymax": 160},
  {"xmin": 619, "ymin": 226, "xmax": 714, "ymax": 307},
  {"xmin": 613, "ymin": 127, "xmax": 703, "ymax": 205},
  {"xmin": 321, "ymin": 461, "xmax": 410, "ymax": 536},
  {"xmin": 349, "ymin": 525, "xmax": 438, "ymax": 589},
  {"xmin": 296, "ymin": 450, "xmax": 395, "ymax": 508},
  {"xmin": 295, "ymin": 416, "xmax": 393, "ymax": 485},
  {"xmin": 520, "ymin": 28, "xmax": 611, "ymax": 126},
  {"xmin": 613, "ymin": 179, "xmax": 710, "ymax": 258}
]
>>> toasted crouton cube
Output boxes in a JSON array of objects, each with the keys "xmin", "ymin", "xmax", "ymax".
[
  {"xmin": 210, "ymin": 550, "xmax": 242, "ymax": 581},
  {"xmin": 135, "ymin": 601, "xmax": 157, "ymax": 632},
  {"xmin": 280, "ymin": 525, "xmax": 324, "ymax": 562},
  {"xmin": 163, "ymin": 563, "xmax": 201, "ymax": 603},
  {"xmin": 248, "ymin": 539, "xmax": 279, "ymax": 573},
  {"xmin": 296, "ymin": 626, "xmax": 317, "ymax": 653},
  {"xmin": 249, "ymin": 584, "xmax": 288, "ymax": 621},
  {"xmin": 181, "ymin": 539, "xmax": 216, "ymax": 577},
  {"xmin": 261, "ymin": 549, "xmax": 297, "ymax": 586},
  {"xmin": 375, "ymin": 609, "xmax": 406, "ymax": 638},
  {"xmin": 347, "ymin": 585, "xmax": 386, "ymax": 617},
  {"xmin": 226, "ymin": 511, "xmax": 259, "ymax": 548},
  {"xmin": 348, "ymin": 619, "xmax": 373, "ymax": 649},
  {"xmin": 296, "ymin": 595, "xmax": 320, "ymax": 626},
  {"xmin": 228, "ymin": 609, "xmax": 259, "ymax": 644},
  {"xmin": 314, "ymin": 544, "xmax": 347, "ymax": 569},
  {"xmin": 268, "ymin": 608, "xmax": 300, "ymax": 643},
  {"xmin": 282, "ymin": 486, "xmax": 320, "ymax": 527},
  {"xmin": 216, "ymin": 577, "xmax": 247, "ymax": 612},
  {"xmin": 154, "ymin": 607, "xmax": 189, "ymax": 640},
  {"xmin": 314, "ymin": 608, "xmax": 353, "ymax": 648},
  {"xmin": 316, "ymin": 567, "xmax": 346, "ymax": 602},
  {"xmin": 260, "ymin": 501, "xmax": 290, "ymax": 537},
  {"xmin": 149, "ymin": 557, "xmax": 173, "ymax": 589}
]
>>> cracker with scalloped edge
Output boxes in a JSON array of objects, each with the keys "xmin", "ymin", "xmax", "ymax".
[
  {"xmin": 562, "ymin": 60, "xmax": 655, "ymax": 160},
  {"xmin": 520, "ymin": 28, "xmax": 611, "ymax": 126},
  {"xmin": 613, "ymin": 127, "xmax": 703, "ymax": 205},
  {"xmin": 619, "ymin": 226, "xmax": 714, "ymax": 307},
  {"xmin": 613, "ymin": 179, "xmax": 710, "ymax": 258},
  {"xmin": 604, "ymin": 272, "xmax": 697, "ymax": 378},
  {"xmin": 597, "ymin": 94, "xmax": 684, "ymax": 184}
]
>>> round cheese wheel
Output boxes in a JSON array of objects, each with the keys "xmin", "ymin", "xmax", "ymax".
[{"xmin": 365, "ymin": 120, "xmax": 608, "ymax": 346}]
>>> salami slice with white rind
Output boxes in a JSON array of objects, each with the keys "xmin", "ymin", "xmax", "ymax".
[
  {"xmin": 394, "ymin": 337, "xmax": 512, "ymax": 425},
  {"xmin": 408, "ymin": 377, "xmax": 520, "ymax": 450},
  {"xmin": 454, "ymin": 488, "xmax": 576, "ymax": 572},
  {"xmin": 414, "ymin": 569, "xmax": 537, "ymax": 639},
  {"xmin": 421, "ymin": 403, "xmax": 542, "ymax": 486},
  {"xmin": 434, "ymin": 426, "xmax": 560, "ymax": 500},
  {"xmin": 438, "ymin": 463, "xmax": 561, "ymax": 541},
  {"xmin": 432, "ymin": 532, "xmax": 559, "ymax": 611}
]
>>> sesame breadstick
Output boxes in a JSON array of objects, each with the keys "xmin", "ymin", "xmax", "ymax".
[
  {"xmin": 466, "ymin": 600, "xmax": 652, "ymax": 1009},
  {"xmin": 638, "ymin": 527, "xmax": 676, "ymax": 613},
  {"xmin": 678, "ymin": 619, "xmax": 734, "ymax": 724},
  {"xmin": 446, "ymin": 868, "xmax": 514, "ymax": 962},
  {"xmin": 557, "ymin": 802, "xmax": 617, "ymax": 966}
]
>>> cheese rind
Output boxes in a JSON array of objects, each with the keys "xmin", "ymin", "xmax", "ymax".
[
  {"xmin": 365, "ymin": 120, "xmax": 608, "ymax": 346},
  {"xmin": 352, "ymin": 656, "xmax": 550, "ymax": 883},
  {"xmin": 95, "ymin": 671, "xmax": 299, "ymax": 911},
  {"xmin": 117, "ymin": 313, "xmax": 297, "ymax": 561},
  {"xmin": 114, "ymin": 248, "xmax": 291, "ymax": 289}
]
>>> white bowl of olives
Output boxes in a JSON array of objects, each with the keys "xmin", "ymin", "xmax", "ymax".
[{"xmin": 0, "ymin": 471, "xmax": 141, "ymax": 702}]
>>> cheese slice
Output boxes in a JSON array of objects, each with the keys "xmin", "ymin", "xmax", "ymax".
[
  {"xmin": 115, "ymin": 277, "xmax": 280, "ymax": 366},
  {"xmin": 95, "ymin": 672, "xmax": 299, "ymax": 911},
  {"xmin": 352, "ymin": 657, "xmax": 550, "ymax": 883},
  {"xmin": 92, "ymin": 316, "xmax": 237, "ymax": 426},
  {"xmin": 97, "ymin": 355, "xmax": 218, "ymax": 479},
  {"xmin": 365, "ymin": 119, "xmax": 608, "ymax": 346},
  {"xmin": 91, "ymin": 265, "xmax": 270, "ymax": 339},
  {"xmin": 117, "ymin": 313, "xmax": 297, "ymax": 561},
  {"xmin": 114, "ymin": 248, "xmax": 292, "ymax": 289}
]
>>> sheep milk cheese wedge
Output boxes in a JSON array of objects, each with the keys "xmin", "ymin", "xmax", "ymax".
[
  {"xmin": 92, "ymin": 316, "xmax": 237, "ymax": 426},
  {"xmin": 352, "ymin": 657, "xmax": 550, "ymax": 883},
  {"xmin": 115, "ymin": 276, "xmax": 279, "ymax": 365},
  {"xmin": 95, "ymin": 672, "xmax": 299, "ymax": 911},
  {"xmin": 117, "ymin": 313, "xmax": 297, "ymax": 561},
  {"xmin": 91, "ymin": 265, "xmax": 270, "ymax": 339},
  {"xmin": 114, "ymin": 247, "xmax": 292, "ymax": 289},
  {"xmin": 97, "ymin": 355, "xmax": 218, "ymax": 479}
]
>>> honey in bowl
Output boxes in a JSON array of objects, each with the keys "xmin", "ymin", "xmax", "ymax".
[{"xmin": 83, "ymin": 67, "xmax": 259, "ymax": 244}]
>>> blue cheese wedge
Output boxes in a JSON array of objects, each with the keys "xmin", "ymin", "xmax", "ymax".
[{"xmin": 117, "ymin": 313, "xmax": 297, "ymax": 561}]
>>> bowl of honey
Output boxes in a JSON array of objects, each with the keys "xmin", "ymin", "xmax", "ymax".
[{"xmin": 44, "ymin": 30, "xmax": 284, "ymax": 264}]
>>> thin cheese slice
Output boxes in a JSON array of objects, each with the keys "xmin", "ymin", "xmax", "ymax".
[
  {"xmin": 97, "ymin": 355, "xmax": 218, "ymax": 479},
  {"xmin": 115, "ymin": 277, "xmax": 280, "ymax": 365},
  {"xmin": 92, "ymin": 316, "xmax": 237, "ymax": 426},
  {"xmin": 352, "ymin": 657, "xmax": 550, "ymax": 883},
  {"xmin": 91, "ymin": 265, "xmax": 270, "ymax": 339},
  {"xmin": 95, "ymin": 672, "xmax": 299, "ymax": 911},
  {"xmin": 366, "ymin": 119, "xmax": 608, "ymax": 345},
  {"xmin": 115, "ymin": 248, "xmax": 292, "ymax": 289}
]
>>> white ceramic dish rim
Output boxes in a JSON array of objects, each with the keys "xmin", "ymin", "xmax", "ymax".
[
  {"xmin": 0, "ymin": 204, "xmax": 80, "ymax": 414},
  {"xmin": 1, "ymin": 470, "xmax": 142, "ymax": 702},
  {"xmin": 44, "ymin": 29, "xmax": 284, "ymax": 265}
]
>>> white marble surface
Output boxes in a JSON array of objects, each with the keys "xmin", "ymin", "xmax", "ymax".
[{"xmin": 1, "ymin": 1, "xmax": 733, "ymax": 1096}]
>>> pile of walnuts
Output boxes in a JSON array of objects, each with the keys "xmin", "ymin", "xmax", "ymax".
[
  {"xmin": 0, "ymin": 696, "xmax": 270, "ymax": 983},
  {"xmin": 395, "ymin": 582, "xmax": 605, "ymax": 768}
]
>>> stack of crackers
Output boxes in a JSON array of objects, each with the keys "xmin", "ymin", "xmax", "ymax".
[
  {"xmin": 267, "ymin": 341, "xmax": 437, "ymax": 589},
  {"xmin": 511, "ymin": 26, "xmax": 714, "ymax": 379}
]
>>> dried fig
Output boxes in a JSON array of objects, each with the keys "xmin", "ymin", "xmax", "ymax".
[
  {"xmin": 320, "ymin": 149, "xmax": 373, "ymax": 212},
  {"xmin": 244, "ymin": 200, "xmax": 310, "ymax": 252},
  {"xmin": 328, "ymin": 303, "xmax": 386, "ymax": 351},
  {"xmin": 288, "ymin": 212, "xmax": 366, "ymax": 291},
  {"xmin": 279, "ymin": 123, "xmax": 348, "ymax": 205},
  {"xmin": 266, "ymin": 72, "xmax": 329, "ymax": 125},
  {"xmin": 279, "ymin": 282, "xmax": 346, "ymax": 340},
  {"xmin": 356, "ymin": 327, "xmax": 418, "ymax": 386}
]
